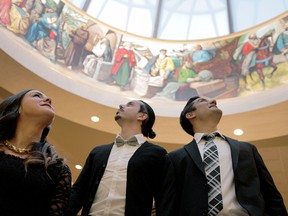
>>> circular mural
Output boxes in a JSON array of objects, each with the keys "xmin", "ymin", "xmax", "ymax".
[{"xmin": 0, "ymin": 2, "xmax": 288, "ymax": 116}]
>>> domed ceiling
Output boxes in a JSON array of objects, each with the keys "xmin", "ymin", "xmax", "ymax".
[
  {"xmin": 1, "ymin": 0, "xmax": 288, "ymax": 139},
  {"xmin": 0, "ymin": 0, "xmax": 288, "ymax": 117}
]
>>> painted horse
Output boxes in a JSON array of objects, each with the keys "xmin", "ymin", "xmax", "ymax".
[
  {"xmin": 237, "ymin": 30, "xmax": 277, "ymax": 90},
  {"xmin": 252, "ymin": 31, "xmax": 277, "ymax": 88}
]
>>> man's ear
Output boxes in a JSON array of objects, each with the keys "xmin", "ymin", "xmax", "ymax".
[
  {"xmin": 138, "ymin": 112, "xmax": 148, "ymax": 121},
  {"xmin": 185, "ymin": 112, "xmax": 195, "ymax": 120}
]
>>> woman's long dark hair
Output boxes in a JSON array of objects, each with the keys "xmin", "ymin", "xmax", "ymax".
[{"xmin": 0, "ymin": 89, "xmax": 65, "ymax": 174}]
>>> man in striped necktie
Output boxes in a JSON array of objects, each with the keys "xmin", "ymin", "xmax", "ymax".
[{"xmin": 158, "ymin": 96, "xmax": 287, "ymax": 216}]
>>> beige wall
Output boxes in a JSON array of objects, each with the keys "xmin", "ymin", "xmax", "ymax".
[{"xmin": 258, "ymin": 146, "xmax": 288, "ymax": 207}]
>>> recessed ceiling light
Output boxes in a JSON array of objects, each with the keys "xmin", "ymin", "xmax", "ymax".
[
  {"xmin": 233, "ymin": 129, "xmax": 243, "ymax": 136},
  {"xmin": 91, "ymin": 116, "xmax": 100, "ymax": 122},
  {"xmin": 75, "ymin": 165, "xmax": 82, "ymax": 170}
]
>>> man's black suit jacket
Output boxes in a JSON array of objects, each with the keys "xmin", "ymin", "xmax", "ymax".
[
  {"xmin": 66, "ymin": 141, "xmax": 167, "ymax": 216},
  {"xmin": 158, "ymin": 136, "xmax": 287, "ymax": 216}
]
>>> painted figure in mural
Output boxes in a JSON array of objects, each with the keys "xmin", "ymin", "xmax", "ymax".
[
  {"xmin": 0, "ymin": 0, "xmax": 12, "ymax": 26},
  {"xmin": 36, "ymin": 22, "xmax": 59, "ymax": 63},
  {"xmin": 234, "ymin": 31, "xmax": 277, "ymax": 90},
  {"xmin": 158, "ymin": 96, "xmax": 288, "ymax": 216},
  {"xmin": 5, "ymin": 0, "xmax": 59, "ymax": 35},
  {"xmin": 82, "ymin": 37, "xmax": 113, "ymax": 76},
  {"xmin": 142, "ymin": 49, "xmax": 175, "ymax": 96},
  {"xmin": 191, "ymin": 44, "xmax": 215, "ymax": 64},
  {"xmin": 64, "ymin": 23, "xmax": 90, "ymax": 70},
  {"xmin": 251, "ymin": 30, "xmax": 277, "ymax": 89},
  {"xmin": 66, "ymin": 100, "xmax": 167, "ymax": 216},
  {"xmin": 176, "ymin": 61, "xmax": 198, "ymax": 83},
  {"xmin": 153, "ymin": 61, "xmax": 198, "ymax": 100},
  {"xmin": 25, "ymin": 8, "xmax": 59, "ymax": 62},
  {"xmin": 0, "ymin": 89, "xmax": 71, "ymax": 215},
  {"xmin": 5, "ymin": 0, "xmax": 30, "ymax": 35},
  {"xmin": 25, "ymin": 0, "xmax": 57, "ymax": 23},
  {"xmin": 92, "ymin": 37, "xmax": 113, "ymax": 62},
  {"xmin": 166, "ymin": 69, "xmax": 214, "ymax": 101},
  {"xmin": 25, "ymin": 9, "xmax": 58, "ymax": 46},
  {"xmin": 186, "ymin": 70, "xmax": 213, "ymax": 83},
  {"xmin": 149, "ymin": 49, "xmax": 175, "ymax": 80},
  {"xmin": 110, "ymin": 42, "xmax": 137, "ymax": 91},
  {"xmin": 143, "ymin": 49, "xmax": 175, "ymax": 98},
  {"xmin": 239, "ymin": 33, "xmax": 260, "ymax": 90},
  {"xmin": 273, "ymin": 22, "xmax": 288, "ymax": 64},
  {"xmin": 25, "ymin": 0, "xmax": 45, "ymax": 23}
]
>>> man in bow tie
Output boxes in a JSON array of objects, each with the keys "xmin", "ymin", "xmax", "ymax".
[
  {"xmin": 158, "ymin": 96, "xmax": 287, "ymax": 216},
  {"xmin": 67, "ymin": 100, "xmax": 167, "ymax": 216}
]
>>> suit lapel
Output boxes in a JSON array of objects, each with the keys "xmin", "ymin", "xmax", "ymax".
[
  {"xmin": 225, "ymin": 137, "xmax": 240, "ymax": 171},
  {"xmin": 184, "ymin": 140, "xmax": 206, "ymax": 175},
  {"xmin": 184, "ymin": 137, "xmax": 240, "ymax": 174}
]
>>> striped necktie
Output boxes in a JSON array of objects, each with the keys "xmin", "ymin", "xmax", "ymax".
[{"xmin": 203, "ymin": 133, "xmax": 223, "ymax": 215}]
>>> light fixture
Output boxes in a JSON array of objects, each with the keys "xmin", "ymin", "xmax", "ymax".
[
  {"xmin": 233, "ymin": 129, "xmax": 244, "ymax": 136},
  {"xmin": 75, "ymin": 165, "xmax": 82, "ymax": 170},
  {"xmin": 91, "ymin": 116, "xmax": 100, "ymax": 122}
]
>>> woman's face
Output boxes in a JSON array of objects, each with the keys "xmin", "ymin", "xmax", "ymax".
[{"xmin": 19, "ymin": 90, "xmax": 55, "ymax": 125}]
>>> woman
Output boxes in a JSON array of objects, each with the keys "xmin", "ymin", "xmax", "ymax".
[{"xmin": 0, "ymin": 89, "xmax": 71, "ymax": 216}]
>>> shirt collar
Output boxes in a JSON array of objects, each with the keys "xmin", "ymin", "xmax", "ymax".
[{"xmin": 194, "ymin": 130, "xmax": 224, "ymax": 143}]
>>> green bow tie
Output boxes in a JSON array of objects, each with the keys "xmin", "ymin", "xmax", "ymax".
[{"xmin": 115, "ymin": 136, "xmax": 138, "ymax": 147}]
